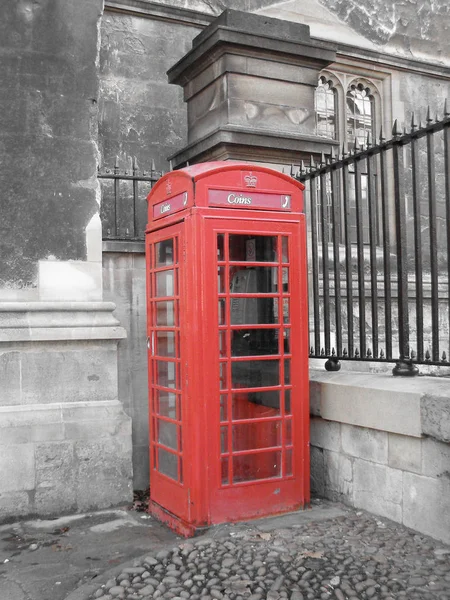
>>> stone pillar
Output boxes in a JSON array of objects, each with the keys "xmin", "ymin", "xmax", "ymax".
[
  {"xmin": 167, "ymin": 9, "xmax": 337, "ymax": 167},
  {"xmin": 0, "ymin": 1, "xmax": 132, "ymax": 518}
]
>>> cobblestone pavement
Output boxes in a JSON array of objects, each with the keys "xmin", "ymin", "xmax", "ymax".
[{"xmin": 89, "ymin": 502, "xmax": 450, "ymax": 600}]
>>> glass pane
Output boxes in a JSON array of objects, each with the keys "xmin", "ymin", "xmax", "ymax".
[
  {"xmin": 284, "ymin": 359, "xmax": 291, "ymax": 385},
  {"xmin": 282, "ymin": 298, "xmax": 290, "ymax": 324},
  {"xmin": 158, "ymin": 420, "xmax": 178, "ymax": 450},
  {"xmin": 217, "ymin": 267, "xmax": 226, "ymax": 293},
  {"xmin": 155, "ymin": 270, "xmax": 174, "ymax": 297},
  {"xmin": 155, "ymin": 239, "xmax": 174, "ymax": 267},
  {"xmin": 230, "ymin": 298, "xmax": 278, "ymax": 325},
  {"xmin": 232, "ymin": 421, "xmax": 281, "ymax": 451},
  {"xmin": 156, "ymin": 301, "xmax": 175, "ymax": 326},
  {"xmin": 233, "ymin": 451, "xmax": 281, "ymax": 483},
  {"xmin": 232, "ymin": 359, "xmax": 279, "ymax": 388},
  {"xmin": 231, "ymin": 329, "xmax": 278, "ymax": 356},
  {"xmin": 220, "ymin": 362, "xmax": 228, "ymax": 390},
  {"xmin": 219, "ymin": 331, "xmax": 228, "ymax": 357},
  {"xmin": 232, "ymin": 391, "xmax": 281, "ymax": 417},
  {"xmin": 229, "ymin": 235, "xmax": 277, "ymax": 262},
  {"xmin": 158, "ymin": 448, "xmax": 178, "ymax": 480},
  {"xmin": 156, "ymin": 390, "xmax": 177, "ymax": 419},
  {"xmin": 281, "ymin": 237, "xmax": 289, "ymax": 263},
  {"xmin": 157, "ymin": 361, "xmax": 177, "ymax": 388},
  {"xmin": 285, "ymin": 449, "xmax": 293, "ymax": 477},
  {"xmin": 156, "ymin": 331, "xmax": 176, "ymax": 357},
  {"xmin": 217, "ymin": 233, "xmax": 225, "ymax": 261},
  {"xmin": 221, "ymin": 427, "xmax": 228, "ymax": 453},
  {"xmin": 230, "ymin": 267, "xmax": 277, "ymax": 294},
  {"xmin": 285, "ymin": 419, "xmax": 292, "ymax": 445},
  {"xmin": 282, "ymin": 268, "xmax": 289, "ymax": 292},
  {"xmin": 221, "ymin": 457, "xmax": 229, "ymax": 484},
  {"xmin": 218, "ymin": 299, "xmax": 226, "ymax": 325},
  {"xmin": 283, "ymin": 329, "xmax": 290, "ymax": 354},
  {"xmin": 220, "ymin": 394, "xmax": 228, "ymax": 421},
  {"xmin": 285, "ymin": 389, "xmax": 291, "ymax": 414}
]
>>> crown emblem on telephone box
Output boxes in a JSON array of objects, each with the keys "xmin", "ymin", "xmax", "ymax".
[{"xmin": 244, "ymin": 174, "xmax": 257, "ymax": 188}]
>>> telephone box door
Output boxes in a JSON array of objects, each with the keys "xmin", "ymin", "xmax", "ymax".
[
  {"xmin": 204, "ymin": 218, "xmax": 309, "ymax": 523},
  {"xmin": 146, "ymin": 222, "xmax": 190, "ymax": 523}
]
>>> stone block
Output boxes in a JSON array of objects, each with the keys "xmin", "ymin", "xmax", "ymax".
[
  {"xmin": 0, "ymin": 351, "xmax": 21, "ymax": 405},
  {"xmin": 342, "ymin": 424, "xmax": 388, "ymax": 464},
  {"xmin": 34, "ymin": 482, "xmax": 77, "ymax": 515},
  {"xmin": 0, "ymin": 423, "xmax": 65, "ymax": 445},
  {"xmin": 388, "ymin": 433, "xmax": 422, "ymax": 474},
  {"xmin": 323, "ymin": 450, "xmax": 353, "ymax": 501},
  {"xmin": 20, "ymin": 345, "xmax": 118, "ymax": 404},
  {"xmin": 421, "ymin": 437, "xmax": 450, "ymax": 479},
  {"xmin": 0, "ymin": 491, "xmax": 30, "ymax": 519},
  {"xmin": 310, "ymin": 370, "xmax": 423, "ymax": 437},
  {"xmin": 0, "ymin": 445, "xmax": 35, "ymax": 493},
  {"xmin": 310, "ymin": 446, "xmax": 325, "ymax": 496},
  {"xmin": 353, "ymin": 459, "xmax": 403, "ymax": 523},
  {"xmin": 132, "ymin": 443, "xmax": 150, "ymax": 491},
  {"xmin": 403, "ymin": 471, "xmax": 450, "ymax": 545},
  {"xmin": 39, "ymin": 260, "xmax": 102, "ymax": 302},
  {"xmin": 35, "ymin": 441, "xmax": 74, "ymax": 474},
  {"xmin": 310, "ymin": 417, "xmax": 341, "ymax": 452},
  {"xmin": 309, "ymin": 380, "xmax": 321, "ymax": 416},
  {"xmin": 421, "ymin": 394, "xmax": 450, "ymax": 443}
]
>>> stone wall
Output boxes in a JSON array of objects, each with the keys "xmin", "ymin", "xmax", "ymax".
[
  {"xmin": 103, "ymin": 250, "xmax": 149, "ymax": 490},
  {"xmin": 0, "ymin": 0, "xmax": 133, "ymax": 520},
  {"xmin": 309, "ymin": 369, "xmax": 450, "ymax": 544}
]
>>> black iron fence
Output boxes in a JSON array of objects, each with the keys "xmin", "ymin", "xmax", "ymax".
[
  {"xmin": 296, "ymin": 104, "xmax": 450, "ymax": 375},
  {"xmin": 99, "ymin": 106, "xmax": 450, "ymax": 375},
  {"xmin": 98, "ymin": 158, "xmax": 163, "ymax": 241}
]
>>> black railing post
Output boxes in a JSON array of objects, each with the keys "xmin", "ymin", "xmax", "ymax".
[{"xmin": 391, "ymin": 120, "xmax": 418, "ymax": 376}]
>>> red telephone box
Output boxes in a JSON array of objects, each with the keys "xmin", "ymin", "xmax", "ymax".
[{"xmin": 145, "ymin": 162, "xmax": 309, "ymax": 536}]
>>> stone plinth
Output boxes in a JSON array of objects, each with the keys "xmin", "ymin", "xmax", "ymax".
[
  {"xmin": 168, "ymin": 9, "xmax": 337, "ymax": 167},
  {"xmin": 0, "ymin": 302, "xmax": 132, "ymax": 519},
  {"xmin": 309, "ymin": 369, "xmax": 450, "ymax": 544}
]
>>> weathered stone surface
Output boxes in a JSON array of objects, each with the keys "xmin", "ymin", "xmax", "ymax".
[
  {"xmin": 388, "ymin": 432, "xmax": 422, "ymax": 474},
  {"xmin": 310, "ymin": 417, "xmax": 341, "ymax": 452},
  {"xmin": 341, "ymin": 424, "xmax": 388, "ymax": 464},
  {"xmin": 403, "ymin": 471, "xmax": 450, "ymax": 544},
  {"xmin": 421, "ymin": 394, "xmax": 450, "ymax": 443},
  {"xmin": 99, "ymin": 13, "xmax": 194, "ymax": 173},
  {"xmin": 0, "ymin": 0, "xmax": 103, "ymax": 292},
  {"xmin": 0, "ymin": 444, "xmax": 35, "ymax": 493},
  {"xmin": 353, "ymin": 459, "xmax": 403, "ymax": 523},
  {"xmin": 421, "ymin": 437, "xmax": 450, "ymax": 479}
]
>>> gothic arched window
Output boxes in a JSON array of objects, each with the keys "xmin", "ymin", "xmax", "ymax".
[
  {"xmin": 315, "ymin": 76, "xmax": 337, "ymax": 139},
  {"xmin": 346, "ymin": 83, "xmax": 375, "ymax": 147}
]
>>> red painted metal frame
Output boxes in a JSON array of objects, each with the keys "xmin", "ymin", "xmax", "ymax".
[{"xmin": 146, "ymin": 162, "xmax": 309, "ymax": 536}]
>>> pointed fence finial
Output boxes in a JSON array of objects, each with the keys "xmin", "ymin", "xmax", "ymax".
[
  {"xmin": 426, "ymin": 105, "xmax": 432, "ymax": 124},
  {"xmin": 169, "ymin": 160, "xmax": 173, "ymax": 171},
  {"xmin": 392, "ymin": 119, "xmax": 400, "ymax": 137},
  {"xmin": 444, "ymin": 98, "xmax": 449, "ymax": 117},
  {"xmin": 300, "ymin": 160, "xmax": 305, "ymax": 175},
  {"xmin": 410, "ymin": 112, "xmax": 416, "ymax": 132},
  {"xmin": 310, "ymin": 155, "xmax": 315, "ymax": 170},
  {"xmin": 151, "ymin": 158, "xmax": 156, "ymax": 173},
  {"xmin": 379, "ymin": 127, "xmax": 385, "ymax": 143},
  {"xmin": 114, "ymin": 155, "xmax": 119, "ymax": 173}
]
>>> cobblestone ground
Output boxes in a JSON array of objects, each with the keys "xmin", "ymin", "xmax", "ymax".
[{"xmin": 90, "ymin": 506, "xmax": 450, "ymax": 600}]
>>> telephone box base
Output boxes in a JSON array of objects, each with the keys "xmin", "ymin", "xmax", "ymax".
[{"xmin": 149, "ymin": 500, "xmax": 203, "ymax": 538}]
